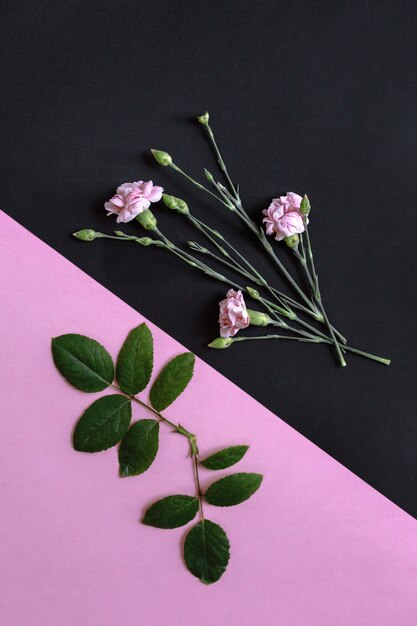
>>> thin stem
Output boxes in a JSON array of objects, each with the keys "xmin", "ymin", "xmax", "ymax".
[
  {"xmin": 233, "ymin": 335, "xmax": 319, "ymax": 344},
  {"xmin": 205, "ymin": 122, "xmax": 238, "ymax": 198},
  {"xmin": 293, "ymin": 246, "xmax": 347, "ymax": 344},
  {"xmin": 192, "ymin": 452, "xmax": 204, "ymax": 520},
  {"xmin": 232, "ymin": 335, "xmax": 390, "ymax": 365},
  {"xmin": 170, "ymin": 163, "xmax": 230, "ymax": 208},
  {"xmin": 302, "ymin": 224, "xmax": 347, "ymax": 366},
  {"xmin": 152, "ymin": 229, "xmax": 332, "ymax": 344},
  {"xmin": 187, "ymin": 214, "xmax": 323, "ymax": 321}
]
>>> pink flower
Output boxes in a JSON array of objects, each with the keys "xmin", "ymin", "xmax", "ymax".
[
  {"xmin": 219, "ymin": 289, "xmax": 250, "ymax": 338},
  {"xmin": 105, "ymin": 180, "xmax": 163, "ymax": 223},
  {"xmin": 262, "ymin": 192, "xmax": 305, "ymax": 241}
]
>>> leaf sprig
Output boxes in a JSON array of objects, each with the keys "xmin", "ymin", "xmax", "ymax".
[{"xmin": 52, "ymin": 323, "xmax": 263, "ymax": 584}]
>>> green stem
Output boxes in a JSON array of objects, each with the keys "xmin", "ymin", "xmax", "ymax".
[
  {"xmin": 302, "ymin": 224, "xmax": 347, "ymax": 366},
  {"xmin": 152, "ymin": 228, "xmax": 331, "ymax": 344},
  {"xmin": 293, "ymin": 247, "xmax": 347, "ymax": 345},
  {"xmin": 170, "ymin": 163, "xmax": 230, "ymax": 208},
  {"xmin": 187, "ymin": 214, "xmax": 322, "ymax": 321},
  {"xmin": 232, "ymin": 335, "xmax": 390, "ymax": 365},
  {"xmin": 233, "ymin": 335, "xmax": 319, "ymax": 344}
]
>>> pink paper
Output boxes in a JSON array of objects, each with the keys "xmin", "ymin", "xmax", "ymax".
[{"xmin": 1, "ymin": 210, "xmax": 416, "ymax": 625}]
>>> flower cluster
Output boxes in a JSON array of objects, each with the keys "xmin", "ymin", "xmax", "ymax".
[{"xmin": 74, "ymin": 113, "xmax": 390, "ymax": 367}]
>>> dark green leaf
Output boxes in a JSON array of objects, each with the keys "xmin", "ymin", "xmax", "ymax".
[
  {"xmin": 184, "ymin": 519, "xmax": 230, "ymax": 584},
  {"xmin": 150, "ymin": 353, "xmax": 195, "ymax": 411},
  {"xmin": 52, "ymin": 334, "xmax": 114, "ymax": 392},
  {"xmin": 143, "ymin": 495, "xmax": 199, "ymax": 528},
  {"xmin": 116, "ymin": 323, "xmax": 153, "ymax": 395},
  {"xmin": 204, "ymin": 473, "xmax": 263, "ymax": 506},
  {"xmin": 73, "ymin": 394, "xmax": 131, "ymax": 452},
  {"xmin": 200, "ymin": 445, "xmax": 249, "ymax": 470},
  {"xmin": 118, "ymin": 419, "xmax": 159, "ymax": 477}
]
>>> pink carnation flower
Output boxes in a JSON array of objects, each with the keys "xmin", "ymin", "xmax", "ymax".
[
  {"xmin": 262, "ymin": 192, "xmax": 305, "ymax": 241},
  {"xmin": 219, "ymin": 289, "xmax": 250, "ymax": 338},
  {"xmin": 105, "ymin": 180, "xmax": 163, "ymax": 223}
]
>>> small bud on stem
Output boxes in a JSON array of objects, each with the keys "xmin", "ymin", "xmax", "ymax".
[
  {"xmin": 73, "ymin": 229, "xmax": 103, "ymax": 242},
  {"xmin": 207, "ymin": 337, "xmax": 233, "ymax": 349},
  {"xmin": 246, "ymin": 287, "xmax": 260, "ymax": 300},
  {"xmin": 300, "ymin": 195, "xmax": 311, "ymax": 216},
  {"xmin": 162, "ymin": 193, "xmax": 189, "ymax": 214},
  {"xmin": 136, "ymin": 237, "xmax": 155, "ymax": 246},
  {"xmin": 151, "ymin": 149, "xmax": 173, "ymax": 166},
  {"xmin": 197, "ymin": 111, "xmax": 209, "ymax": 126}
]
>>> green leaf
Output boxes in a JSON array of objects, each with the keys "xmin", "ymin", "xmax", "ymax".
[
  {"xmin": 116, "ymin": 323, "xmax": 153, "ymax": 395},
  {"xmin": 150, "ymin": 352, "xmax": 195, "ymax": 411},
  {"xmin": 118, "ymin": 419, "xmax": 159, "ymax": 477},
  {"xmin": 200, "ymin": 445, "xmax": 249, "ymax": 470},
  {"xmin": 143, "ymin": 495, "xmax": 199, "ymax": 528},
  {"xmin": 184, "ymin": 519, "xmax": 230, "ymax": 584},
  {"xmin": 52, "ymin": 334, "xmax": 114, "ymax": 392},
  {"xmin": 204, "ymin": 473, "xmax": 263, "ymax": 507},
  {"xmin": 73, "ymin": 394, "xmax": 131, "ymax": 452}
]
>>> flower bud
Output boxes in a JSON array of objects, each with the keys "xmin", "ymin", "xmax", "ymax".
[
  {"xmin": 246, "ymin": 287, "xmax": 260, "ymax": 300},
  {"xmin": 151, "ymin": 149, "xmax": 172, "ymax": 166},
  {"xmin": 300, "ymin": 194, "xmax": 310, "ymax": 216},
  {"xmin": 207, "ymin": 337, "xmax": 233, "ymax": 349},
  {"xmin": 162, "ymin": 193, "xmax": 189, "ymax": 214},
  {"xmin": 188, "ymin": 241, "xmax": 208, "ymax": 253},
  {"xmin": 175, "ymin": 198, "xmax": 189, "ymax": 214},
  {"xmin": 247, "ymin": 309, "xmax": 271, "ymax": 327},
  {"xmin": 284, "ymin": 234, "xmax": 300, "ymax": 248},
  {"xmin": 162, "ymin": 194, "xmax": 178, "ymax": 209},
  {"xmin": 197, "ymin": 111, "xmax": 209, "ymax": 126},
  {"xmin": 136, "ymin": 237, "xmax": 154, "ymax": 246},
  {"xmin": 136, "ymin": 209, "xmax": 157, "ymax": 230},
  {"xmin": 204, "ymin": 169, "xmax": 214, "ymax": 182},
  {"xmin": 73, "ymin": 229, "xmax": 102, "ymax": 242}
]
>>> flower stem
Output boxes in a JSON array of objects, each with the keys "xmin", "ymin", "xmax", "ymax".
[
  {"xmin": 301, "ymin": 224, "xmax": 347, "ymax": 366},
  {"xmin": 152, "ymin": 228, "xmax": 332, "ymax": 344},
  {"xmin": 231, "ymin": 335, "xmax": 390, "ymax": 365}
]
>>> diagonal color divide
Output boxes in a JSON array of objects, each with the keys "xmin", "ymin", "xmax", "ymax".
[{"xmin": 0, "ymin": 210, "xmax": 416, "ymax": 626}]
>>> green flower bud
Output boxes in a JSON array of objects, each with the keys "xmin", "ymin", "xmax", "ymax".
[
  {"xmin": 197, "ymin": 111, "xmax": 209, "ymax": 126},
  {"xmin": 136, "ymin": 237, "xmax": 154, "ymax": 246},
  {"xmin": 136, "ymin": 209, "xmax": 157, "ymax": 231},
  {"xmin": 188, "ymin": 241, "xmax": 208, "ymax": 253},
  {"xmin": 284, "ymin": 234, "xmax": 300, "ymax": 249},
  {"xmin": 162, "ymin": 193, "xmax": 189, "ymax": 214},
  {"xmin": 246, "ymin": 287, "xmax": 260, "ymax": 300},
  {"xmin": 151, "ymin": 149, "xmax": 172, "ymax": 166},
  {"xmin": 207, "ymin": 337, "xmax": 233, "ymax": 349},
  {"xmin": 175, "ymin": 198, "xmax": 189, "ymax": 214},
  {"xmin": 247, "ymin": 309, "xmax": 271, "ymax": 327},
  {"xmin": 73, "ymin": 229, "xmax": 102, "ymax": 242},
  {"xmin": 162, "ymin": 194, "xmax": 178, "ymax": 209},
  {"xmin": 300, "ymin": 194, "xmax": 310, "ymax": 215},
  {"xmin": 204, "ymin": 169, "xmax": 214, "ymax": 182}
]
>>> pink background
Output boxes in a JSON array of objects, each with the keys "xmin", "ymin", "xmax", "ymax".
[{"xmin": 1, "ymin": 210, "xmax": 416, "ymax": 625}]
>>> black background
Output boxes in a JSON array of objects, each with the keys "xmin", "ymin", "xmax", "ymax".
[{"xmin": 1, "ymin": 1, "xmax": 416, "ymax": 515}]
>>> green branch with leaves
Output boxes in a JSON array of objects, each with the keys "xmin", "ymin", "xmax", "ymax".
[{"xmin": 51, "ymin": 323, "xmax": 263, "ymax": 584}]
